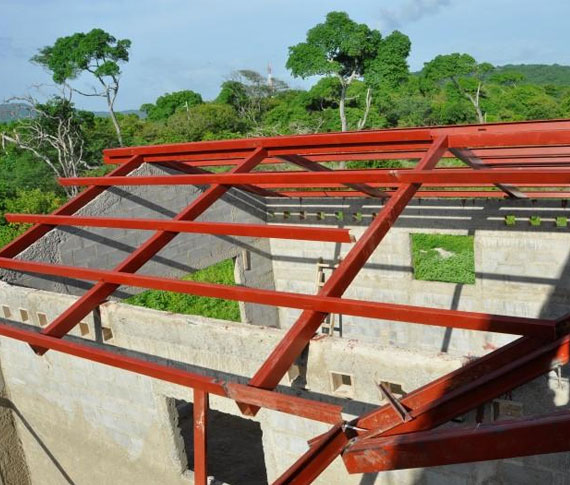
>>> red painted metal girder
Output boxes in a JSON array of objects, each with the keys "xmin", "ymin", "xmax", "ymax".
[
  {"xmin": 193, "ymin": 389, "xmax": 209, "ymax": 485},
  {"xmin": 103, "ymin": 119, "xmax": 570, "ymax": 164},
  {"xmin": 448, "ymin": 129, "xmax": 570, "ymax": 149},
  {"xmin": 0, "ymin": 317, "xmax": 343, "ymax": 424},
  {"xmin": 157, "ymin": 160, "xmax": 280, "ymax": 198},
  {"xmin": 59, "ymin": 167, "xmax": 570, "ymax": 187},
  {"xmin": 275, "ymin": 190, "xmax": 570, "ymax": 198},
  {"xmin": 273, "ymin": 424, "xmax": 350, "ymax": 485},
  {"xmin": 278, "ymin": 154, "xmax": 387, "ymax": 199},
  {"xmin": 135, "ymin": 150, "xmax": 570, "ymax": 167},
  {"xmin": 35, "ymin": 147, "xmax": 268, "ymax": 354},
  {"xmin": 284, "ymin": 334, "xmax": 568, "ymax": 483},
  {"xmin": 102, "ymin": 129, "xmax": 434, "ymax": 163},
  {"xmin": 354, "ymin": 334, "xmax": 569, "ymax": 434},
  {"xmin": 450, "ymin": 148, "xmax": 526, "ymax": 199},
  {"xmin": 0, "ymin": 155, "xmax": 144, "ymax": 259},
  {"xmin": 344, "ymin": 410, "xmax": 570, "ymax": 472},
  {"xmin": 240, "ymin": 136, "xmax": 449, "ymax": 418},
  {"xmin": 4, "ymin": 214, "xmax": 355, "ymax": 243},
  {"xmin": 0, "ymin": 257, "xmax": 553, "ymax": 337}
]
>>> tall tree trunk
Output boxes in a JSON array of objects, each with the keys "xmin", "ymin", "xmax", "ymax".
[
  {"xmin": 357, "ymin": 88, "xmax": 372, "ymax": 130},
  {"xmin": 467, "ymin": 83, "xmax": 485, "ymax": 124},
  {"xmin": 338, "ymin": 83, "xmax": 348, "ymax": 169},
  {"xmin": 339, "ymin": 83, "xmax": 348, "ymax": 132},
  {"xmin": 106, "ymin": 91, "xmax": 123, "ymax": 147}
]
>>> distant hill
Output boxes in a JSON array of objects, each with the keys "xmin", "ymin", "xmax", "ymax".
[
  {"xmin": 92, "ymin": 109, "xmax": 146, "ymax": 119},
  {"xmin": 0, "ymin": 103, "xmax": 33, "ymax": 123},
  {"xmin": 495, "ymin": 64, "xmax": 570, "ymax": 86},
  {"xmin": 0, "ymin": 104, "xmax": 145, "ymax": 123}
]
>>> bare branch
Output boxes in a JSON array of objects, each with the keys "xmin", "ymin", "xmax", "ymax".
[{"xmin": 0, "ymin": 93, "xmax": 94, "ymax": 196}]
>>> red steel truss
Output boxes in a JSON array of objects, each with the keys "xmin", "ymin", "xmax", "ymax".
[{"xmin": 1, "ymin": 120, "xmax": 570, "ymax": 483}]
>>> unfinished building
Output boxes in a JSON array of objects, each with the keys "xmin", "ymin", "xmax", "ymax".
[{"xmin": 0, "ymin": 120, "xmax": 570, "ymax": 484}]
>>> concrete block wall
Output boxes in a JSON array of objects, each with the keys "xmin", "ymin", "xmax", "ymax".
[
  {"xmin": 0, "ymin": 283, "xmax": 569, "ymax": 484},
  {"xmin": 0, "ymin": 163, "xmax": 278, "ymax": 327},
  {"xmin": 267, "ymin": 198, "xmax": 570, "ymax": 357}
]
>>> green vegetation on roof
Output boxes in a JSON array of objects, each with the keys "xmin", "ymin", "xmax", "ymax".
[{"xmin": 411, "ymin": 233, "xmax": 475, "ymax": 285}]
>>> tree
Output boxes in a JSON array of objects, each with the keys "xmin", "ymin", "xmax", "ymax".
[
  {"xmin": 286, "ymin": 11, "xmax": 410, "ymax": 133},
  {"xmin": 216, "ymin": 70, "xmax": 288, "ymax": 129},
  {"xmin": 423, "ymin": 53, "xmax": 493, "ymax": 123},
  {"xmin": 32, "ymin": 28, "xmax": 131, "ymax": 146},
  {"xmin": 163, "ymin": 103, "xmax": 245, "ymax": 143},
  {"xmin": 141, "ymin": 90, "xmax": 203, "ymax": 121},
  {"xmin": 0, "ymin": 94, "xmax": 94, "ymax": 197}
]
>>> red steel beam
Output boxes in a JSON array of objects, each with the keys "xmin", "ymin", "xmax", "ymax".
[
  {"xmin": 450, "ymin": 148, "xmax": 526, "ymax": 199},
  {"xmin": 278, "ymin": 154, "xmax": 387, "ymax": 199},
  {"xmin": 0, "ymin": 155, "xmax": 144, "ymax": 258},
  {"xmin": 103, "ymin": 120, "xmax": 570, "ymax": 164},
  {"xmin": 0, "ymin": 318, "xmax": 343, "ymax": 424},
  {"xmin": 127, "ymin": 149, "xmax": 570, "ymax": 167},
  {"xmin": 103, "ymin": 129, "xmax": 434, "ymax": 162},
  {"xmin": 0, "ymin": 257, "xmax": 553, "ymax": 337},
  {"xmin": 354, "ymin": 334, "xmax": 569, "ymax": 435},
  {"xmin": 158, "ymin": 160, "xmax": 280, "ymax": 198},
  {"xmin": 240, "ymin": 136, "xmax": 449, "ymax": 417},
  {"xmin": 35, "ymin": 147, "xmax": 268, "ymax": 354},
  {"xmin": 193, "ymin": 389, "xmax": 209, "ymax": 485},
  {"xmin": 449, "ymin": 130, "xmax": 570, "ymax": 149},
  {"xmin": 273, "ymin": 424, "xmax": 350, "ymax": 485},
  {"xmin": 275, "ymin": 190, "xmax": 570, "ymax": 199},
  {"xmin": 282, "ymin": 334, "xmax": 569, "ymax": 483},
  {"xmin": 344, "ymin": 411, "xmax": 570, "ymax": 472},
  {"xmin": 59, "ymin": 167, "xmax": 570, "ymax": 188},
  {"xmin": 4, "ymin": 214, "xmax": 355, "ymax": 243}
]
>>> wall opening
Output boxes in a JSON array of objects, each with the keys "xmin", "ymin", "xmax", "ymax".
[
  {"xmin": 379, "ymin": 381, "xmax": 406, "ymax": 402},
  {"xmin": 410, "ymin": 233, "xmax": 475, "ymax": 284},
  {"xmin": 172, "ymin": 398, "xmax": 268, "ymax": 485},
  {"xmin": 330, "ymin": 371, "xmax": 355, "ymax": 398},
  {"xmin": 124, "ymin": 259, "xmax": 241, "ymax": 322}
]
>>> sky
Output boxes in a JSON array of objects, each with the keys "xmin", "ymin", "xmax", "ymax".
[{"xmin": 1, "ymin": 0, "xmax": 569, "ymax": 111}]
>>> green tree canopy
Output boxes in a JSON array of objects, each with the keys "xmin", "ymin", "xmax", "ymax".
[
  {"xmin": 423, "ymin": 53, "xmax": 493, "ymax": 123},
  {"xmin": 286, "ymin": 11, "xmax": 410, "ymax": 133},
  {"xmin": 141, "ymin": 90, "xmax": 203, "ymax": 122},
  {"xmin": 32, "ymin": 28, "xmax": 131, "ymax": 145}
]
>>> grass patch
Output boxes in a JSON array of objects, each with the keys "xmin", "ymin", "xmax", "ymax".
[
  {"xmin": 556, "ymin": 216, "xmax": 568, "ymax": 228},
  {"xmin": 505, "ymin": 215, "xmax": 516, "ymax": 226},
  {"xmin": 529, "ymin": 215, "xmax": 541, "ymax": 227},
  {"xmin": 124, "ymin": 259, "xmax": 240, "ymax": 321},
  {"xmin": 411, "ymin": 233, "xmax": 475, "ymax": 285}
]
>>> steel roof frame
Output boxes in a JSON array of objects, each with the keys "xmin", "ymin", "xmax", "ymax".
[{"xmin": 1, "ymin": 120, "xmax": 570, "ymax": 484}]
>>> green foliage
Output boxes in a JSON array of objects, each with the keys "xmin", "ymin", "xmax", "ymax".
[
  {"xmin": 0, "ymin": 149, "xmax": 61, "ymax": 201},
  {"xmin": 286, "ymin": 11, "xmax": 382, "ymax": 79},
  {"xmin": 32, "ymin": 28, "xmax": 131, "ymax": 84},
  {"xmin": 141, "ymin": 90, "xmax": 203, "ymax": 121},
  {"xmin": 556, "ymin": 216, "xmax": 568, "ymax": 228},
  {"xmin": 529, "ymin": 215, "xmax": 541, "ymax": 226},
  {"xmin": 0, "ymin": 189, "xmax": 64, "ymax": 248},
  {"xmin": 162, "ymin": 103, "xmax": 245, "ymax": 143},
  {"xmin": 411, "ymin": 233, "xmax": 475, "ymax": 285},
  {"xmin": 364, "ymin": 31, "xmax": 411, "ymax": 89},
  {"xmin": 216, "ymin": 81, "xmax": 249, "ymax": 109},
  {"xmin": 495, "ymin": 64, "xmax": 570, "ymax": 86},
  {"xmin": 286, "ymin": 11, "xmax": 411, "ymax": 131},
  {"xmin": 423, "ymin": 53, "xmax": 492, "ymax": 84},
  {"xmin": 505, "ymin": 215, "xmax": 517, "ymax": 226},
  {"xmin": 124, "ymin": 259, "xmax": 240, "ymax": 321}
]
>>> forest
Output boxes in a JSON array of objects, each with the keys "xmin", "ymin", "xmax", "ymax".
[{"xmin": 1, "ymin": 11, "xmax": 570, "ymax": 250}]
